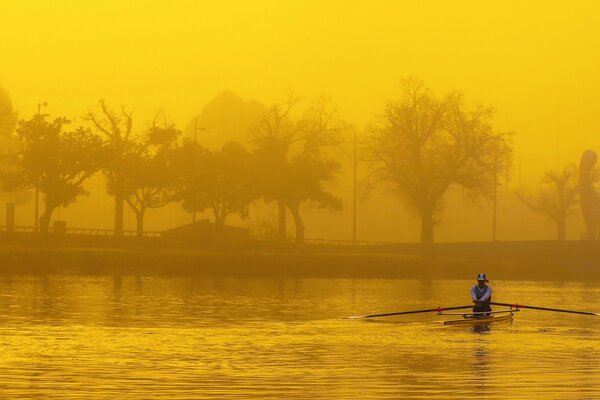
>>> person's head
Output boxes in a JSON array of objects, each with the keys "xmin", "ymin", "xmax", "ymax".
[{"xmin": 477, "ymin": 273, "xmax": 489, "ymax": 286}]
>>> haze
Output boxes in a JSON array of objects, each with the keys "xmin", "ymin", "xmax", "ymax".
[{"xmin": 1, "ymin": 0, "xmax": 599, "ymax": 242}]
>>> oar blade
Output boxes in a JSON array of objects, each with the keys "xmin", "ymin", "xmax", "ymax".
[{"xmin": 491, "ymin": 301, "xmax": 600, "ymax": 317}]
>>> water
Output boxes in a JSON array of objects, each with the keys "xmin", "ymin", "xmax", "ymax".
[{"xmin": 0, "ymin": 275, "xmax": 599, "ymax": 399}]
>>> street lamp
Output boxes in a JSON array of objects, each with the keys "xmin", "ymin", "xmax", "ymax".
[
  {"xmin": 352, "ymin": 128, "xmax": 365, "ymax": 245},
  {"xmin": 353, "ymin": 129, "xmax": 357, "ymax": 245},
  {"xmin": 192, "ymin": 117, "xmax": 206, "ymax": 223},
  {"xmin": 34, "ymin": 102, "xmax": 48, "ymax": 233}
]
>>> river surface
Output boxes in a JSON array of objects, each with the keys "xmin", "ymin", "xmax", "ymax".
[{"xmin": 0, "ymin": 275, "xmax": 599, "ymax": 399}]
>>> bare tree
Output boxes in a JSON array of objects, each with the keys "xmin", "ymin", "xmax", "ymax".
[
  {"xmin": 253, "ymin": 92, "xmax": 303, "ymax": 241},
  {"xmin": 253, "ymin": 93, "xmax": 345, "ymax": 246},
  {"xmin": 365, "ymin": 77, "xmax": 512, "ymax": 249},
  {"xmin": 579, "ymin": 150, "xmax": 600, "ymax": 240},
  {"xmin": 123, "ymin": 116, "xmax": 180, "ymax": 237},
  {"xmin": 516, "ymin": 165, "xmax": 579, "ymax": 241},
  {"xmin": 86, "ymin": 100, "xmax": 134, "ymax": 237}
]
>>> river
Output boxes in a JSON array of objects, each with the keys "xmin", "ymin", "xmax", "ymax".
[{"xmin": 0, "ymin": 275, "xmax": 599, "ymax": 399}]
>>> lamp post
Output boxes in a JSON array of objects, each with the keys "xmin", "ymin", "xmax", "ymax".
[
  {"xmin": 192, "ymin": 117, "xmax": 206, "ymax": 223},
  {"xmin": 353, "ymin": 129, "xmax": 357, "ymax": 245},
  {"xmin": 34, "ymin": 102, "xmax": 48, "ymax": 233},
  {"xmin": 492, "ymin": 161, "xmax": 497, "ymax": 241},
  {"xmin": 352, "ymin": 128, "xmax": 364, "ymax": 245}
]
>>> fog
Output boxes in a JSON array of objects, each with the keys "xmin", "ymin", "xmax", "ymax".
[{"xmin": 1, "ymin": 1, "xmax": 599, "ymax": 243}]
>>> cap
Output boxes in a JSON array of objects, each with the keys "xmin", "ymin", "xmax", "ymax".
[{"xmin": 477, "ymin": 273, "xmax": 489, "ymax": 282}]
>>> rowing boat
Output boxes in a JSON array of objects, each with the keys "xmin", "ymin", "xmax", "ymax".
[
  {"xmin": 443, "ymin": 313, "xmax": 513, "ymax": 326},
  {"xmin": 348, "ymin": 302, "xmax": 599, "ymax": 323},
  {"xmin": 439, "ymin": 309, "xmax": 516, "ymax": 326}
]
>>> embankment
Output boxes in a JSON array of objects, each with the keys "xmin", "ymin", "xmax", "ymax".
[{"xmin": 0, "ymin": 243, "xmax": 597, "ymax": 281}]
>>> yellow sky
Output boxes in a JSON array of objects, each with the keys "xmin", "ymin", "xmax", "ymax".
[{"xmin": 1, "ymin": 0, "xmax": 599, "ymax": 241}]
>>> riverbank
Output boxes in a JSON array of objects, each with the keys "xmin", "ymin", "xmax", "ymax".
[{"xmin": 0, "ymin": 245, "xmax": 596, "ymax": 281}]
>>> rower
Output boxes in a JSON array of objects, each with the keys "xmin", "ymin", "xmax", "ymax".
[{"xmin": 471, "ymin": 273, "xmax": 492, "ymax": 316}]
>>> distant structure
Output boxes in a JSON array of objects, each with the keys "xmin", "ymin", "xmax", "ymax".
[
  {"xmin": 161, "ymin": 219, "xmax": 250, "ymax": 249},
  {"xmin": 579, "ymin": 150, "xmax": 600, "ymax": 240}
]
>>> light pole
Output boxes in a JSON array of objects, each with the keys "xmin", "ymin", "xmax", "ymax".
[
  {"xmin": 192, "ymin": 117, "xmax": 206, "ymax": 223},
  {"xmin": 492, "ymin": 162, "xmax": 497, "ymax": 241},
  {"xmin": 492, "ymin": 150, "xmax": 500, "ymax": 242},
  {"xmin": 353, "ymin": 129, "xmax": 357, "ymax": 245},
  {"xmin": 352, "ymin": 128, "xmax": 365, "ymax": 245},
  {"xmin": 34, "ymin": 102, "xmax": 48, "ymax": 233}
]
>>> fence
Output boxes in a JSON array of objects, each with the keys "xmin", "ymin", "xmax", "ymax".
[
  {"xmin": 0, "ymin": 225, "xmax": 402, "ymax": 250},
  {"xmin": 0, "ymin": 225, "xmax": 161, "ymax": 237}
]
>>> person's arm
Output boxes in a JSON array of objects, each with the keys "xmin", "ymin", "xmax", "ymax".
[
  {"xmin": 479, "ymin": 286, "xmax": 492, "ymax": 303},
  {"xmin": 470, "ymin": 286, "xmax": 479, "ymax": 303}
]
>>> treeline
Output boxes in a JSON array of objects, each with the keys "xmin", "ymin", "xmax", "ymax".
[
  {"xmin": 1, "ymin": 94, "xmax": 345, "ymax": 245},
  {"xmin": 3, "ymin": 78, "xmax": 596, "ymax": 247}
]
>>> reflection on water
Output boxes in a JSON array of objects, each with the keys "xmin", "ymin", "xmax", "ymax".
[{"xmin": 0, "ymin": 275, "xmax": 599, "ymax": 399}]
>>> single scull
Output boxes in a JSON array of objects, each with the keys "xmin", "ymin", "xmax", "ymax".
[
  {"xmin": 439, "ymin": 309, "xmax": 517, "ymax": 326},
  {"xmin": 349, "ymin": 302, "xmax": 599, "ymax": 326}
]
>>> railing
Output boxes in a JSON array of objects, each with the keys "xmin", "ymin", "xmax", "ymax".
[
  {"xmin": 303, "ymin": 238, "xmax": 397, "ymax": 246},
  {"xmin": 248, "ymin": 235, "xmax": 399, "ymax": 247},
  {"xmin": 0, "ymin": 225, "xmax": 161, "ymax": 237},
  {"xmin": 0, "ymin": 225, "xmax": 394, "ymax": 246}
]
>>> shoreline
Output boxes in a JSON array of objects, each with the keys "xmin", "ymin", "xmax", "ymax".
[{"xmin": 0, "ymin": 245, "xmax": 596, "ymax": 281}]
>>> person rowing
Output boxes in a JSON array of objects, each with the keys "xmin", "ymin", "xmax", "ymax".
[{"xmin": 471, "ymin": 273, "xmax": 492, "ymax": 317}]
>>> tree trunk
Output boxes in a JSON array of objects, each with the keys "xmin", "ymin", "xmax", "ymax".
[
  {"xmin": 214, "ymin": 210, "xmax": 225, "ymax": 235},
  {"xmin": 115, "ymin": 193, "xmax": 124, "ymax": 237},
  {"xmin": 135, "ymin": 208, "xmax": 145, "ymax": 238},
  {"xmin": 277, "ymin": 200, "xmax": 286, "ymax": 241},
  {"xmin": 289, "ymin": 204, "xmax": 304, "ymax": 248},
  {"xmin": 557, "ymin": 216, "xmax": 566, "ymax": 241},
  {"xmin": 39, "ymin": 204, "xmax": 56, "ymax": 235},
  {"xmin": 420, "ymin": 213, "xmax": 434, "ymax": 254}
]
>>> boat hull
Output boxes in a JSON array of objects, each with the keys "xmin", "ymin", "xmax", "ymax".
[{"xmin": 443, "ymin": 313, "xmax": 513, "ymax": 326}]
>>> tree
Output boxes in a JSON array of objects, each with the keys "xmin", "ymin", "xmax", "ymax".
[
  {"xmin": 516, "ymin": 165, "xmax": 579, "ymax": 241},
  {"xmin": 0, "ymin": 85, "xmax": 26, "ymax": 202},
  {"xmin": 285, "ymin": 155, "xmax": 342, "ymax": 244},
  {"xmin": 579, "ymin": 150, "xmax": 600, "ymax": 240},
  {"xmin": 0, "ymin": 85, "xmax": 17, "ymax": 146},
  {"xmin": 87, "ymin": 100, "xmax": 134, "ymax": 237},
  {"xmin": 123, "ymin": 118, "xmax": 180, "ymax": 237},
  {"xmin": 253, "ymin": 93, "xmax": 345, "ymax": 245},
  {"xmin": 186, "ymin": 91, "xmax": 265, "ymax": 149},
  {"xmin": 5, "ymin": 115, "xmax": 104, "ymax": 233},
  {"xmin": 365, "ymin": 77, "xmax": 512, "ymax": 249},
  {"xmin": 173, "ymin": 141, "xmax": 256, "ymax": 233},
  {"xmin": 171, "ymin": 140, "xmax": 209, "ymax": 222}
]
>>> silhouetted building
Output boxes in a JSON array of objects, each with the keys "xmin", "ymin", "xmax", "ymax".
[{"xmin": 161, "ymin": 219, "xmax": 249, "ymax": 249}]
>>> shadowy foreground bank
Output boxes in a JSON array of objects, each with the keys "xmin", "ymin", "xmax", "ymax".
[{"xmin": 0, "ymin": 245, "xmax": 597, "ymax": 281}]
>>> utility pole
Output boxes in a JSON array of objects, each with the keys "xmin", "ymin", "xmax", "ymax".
[
  {"xmin": 556, "ymin": 103, "xmax": 560, "ymax": 169},
  {"xmin": 192, "ymin": 117, "xmax": 206, "ymax": 223},
  {"xmin": 34, "ymin": 102, "xmax": 48, "ymax": 233},
  {"xmin": 353, "ymin": 129, "xmax": 357, "ymax": 245},
  {"xmin": 492, "ymin": 155, "xmax": 498, "ymax": 241}
]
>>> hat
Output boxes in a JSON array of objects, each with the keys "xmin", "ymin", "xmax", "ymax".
[{"xmin": 477, "ymin": 273, "xmax": 489, "ymax": 282}]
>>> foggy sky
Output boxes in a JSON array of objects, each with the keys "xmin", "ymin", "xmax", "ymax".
[{"xmin": 1, "ymin": 1, "xmax": 599, "ymax": 242}]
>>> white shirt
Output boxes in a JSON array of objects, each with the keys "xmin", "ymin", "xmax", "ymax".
[{"xmin": 470, "ymin": 284, "xmax": 492, "ymax": 302}]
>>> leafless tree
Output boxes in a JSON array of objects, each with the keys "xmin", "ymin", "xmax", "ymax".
[
  {"xmin": 253, "ymin": 92, "xmax": 345, "ymax": 246},
  {"xmin": 517, "ymin": 165, "xmax": 579, "ymax": 241},
  {"xmin": 86, "ymin": 100, "xmax": 134, "ymax": 237},
  {"xmin": 365, "ymin": 77, "xmax": 512, "ymax": 250}
]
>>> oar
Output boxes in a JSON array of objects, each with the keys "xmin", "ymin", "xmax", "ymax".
[
  {"xmin": 491, "ymin": 302, "xmax": 600, "ymax": 316},
  {"xmin": 348, "ymin": 305, "xmax": 473, "ymax": 319}
]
